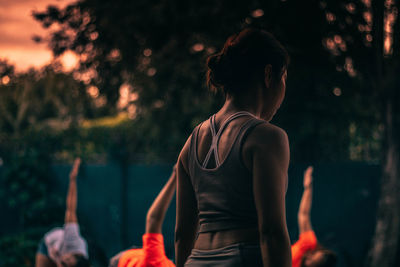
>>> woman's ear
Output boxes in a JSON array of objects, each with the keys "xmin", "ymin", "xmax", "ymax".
[{"xmin": 264, "ymin": 65, "xmax": 272, "ymax": 88}]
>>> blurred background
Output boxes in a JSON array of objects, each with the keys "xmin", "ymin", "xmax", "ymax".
[{"xmin": 0, "ymin": 0, "xmax": 399, "ymax": 266}]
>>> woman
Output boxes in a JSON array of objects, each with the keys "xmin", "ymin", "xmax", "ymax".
[
  {"xmin": 292, "ymin": 166, "xmax": 337, "ymax": 267},
  {"xmin": 175, "ymin": 28, "xmax": 292, "ymax": 267},
  {"xmin": 35, "ymin": 158, "xmax": 90, "ymax": 267},
  {"xmin": 108, "ymin": 165, "xmax": 176, "ymax": 267}
]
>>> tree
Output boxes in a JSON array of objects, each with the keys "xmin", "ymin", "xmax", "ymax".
[
  {"xmin": 316, "ymin": 0, "xmax": 400, "ymax": 266},
  {"xmin": 33, "ymin": 0, "xmax": 366, "ymax": 163},
  {"xmin": 0, "ymin": 61, "xmax": 92, "ymax": 136}
]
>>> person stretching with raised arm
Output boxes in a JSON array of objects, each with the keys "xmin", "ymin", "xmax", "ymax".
[
  {"xmin": 291, "ymin": 166, "xmax": 337, "ymax": 267},
  {"xmin": 109, "ymin": 165, "xmax": 176, "ymax": 267},
  {"xmin": 36, "ymin": 158, "xmax": 90, "ymax": 267}
]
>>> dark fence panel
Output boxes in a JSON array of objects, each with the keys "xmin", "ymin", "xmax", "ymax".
[
  {"xmin": 286, "ymin": 163, "xmax": 380, "ymax": 267},
  {"xmin": 1, "ymin": 163, "xmax": 380, "ymax": 267}
]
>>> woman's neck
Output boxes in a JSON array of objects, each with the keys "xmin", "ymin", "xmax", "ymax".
[{"xmin": 220, "ymin": 93, "xmax": 263, "ymax": 118}]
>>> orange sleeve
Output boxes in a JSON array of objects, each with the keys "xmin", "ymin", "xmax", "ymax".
[
  {"xmin": 141, "ymin": 233, "xmax": 175, "ymax": 267},
  {"xmin": 118, "ymin": 249, "xmax": 144, "ymax": 267},
  {"xmin": 291, "ymin": 231, "xmax": 318, "ymax": 267}
]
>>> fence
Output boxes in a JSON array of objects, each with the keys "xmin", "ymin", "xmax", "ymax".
[{"xmin": 1, "ymin": 162, "xmax": 380, "ymax": 267}]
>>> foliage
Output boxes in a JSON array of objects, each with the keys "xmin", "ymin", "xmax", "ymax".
[
  {"xmin": 31, "ymin": 0, "xmax": 382, "ymax": 163},
  {"xmin": 15, "ymin": 114, "xmax": 180, "ymax": 163},
  {"xmin": 0, "ymin": 149, "xmax": 64, "ymax": 227},
  {"xmin": 0, "ymin": 61, "xmax": 95, "ymax": 136},
  {"xmin": 0, "ymin": 149, "xmax": 64, "ymax": 267},
  {"xmin": 0, "ymin": 228, "xmax": 44, "ymax": 267},
  {"xmin": 316, "ymin": 1, "xmax": 400, "ymax": 266}
]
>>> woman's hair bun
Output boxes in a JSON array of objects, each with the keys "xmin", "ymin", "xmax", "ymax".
[
  {"xmin": 206, "ymin": 28, "xmax": 289, "ymax": 95},
  {"xmin": 206, "ymin": 53, "xmax": 226, "ymax": 88}
]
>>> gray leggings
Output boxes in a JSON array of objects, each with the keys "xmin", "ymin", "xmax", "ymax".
[{"xmin": 184, "ymin": 243, "xmax": 263, "ymax": 267}]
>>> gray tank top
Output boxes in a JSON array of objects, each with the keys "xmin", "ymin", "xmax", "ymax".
[{"xmin": 188, "ymin": 111, "xmax": 265, "ymax": 233}]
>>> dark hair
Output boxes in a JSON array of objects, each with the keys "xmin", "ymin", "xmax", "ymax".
[
  {"xmin": 301, "ymin": 249, "xmax": 337, "ymax": 267},
  {"xmin": 73, "ymin": 254, "xmax": 90, "ymax": 267},
  {"xmin": 207, "ymin": 28, "xmax": 289, "ymax": 96}
]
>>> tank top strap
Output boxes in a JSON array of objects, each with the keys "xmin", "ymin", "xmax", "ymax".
[
  {"xmin": 230, "ymin": 117, "xmax": 265, "ymax": 170},
  {"xmin": 188, "ymin": 122, "xmax": 203, "ymax": 178},
  {"xmin": 202, "ymin": 111, "xmax": 254, "ymax": 168},
  {"xmin": 210, "ymin": 115, "xmax": 217, "ymax": 137},
  {"xmin": 215, "ymin": 111, "xmax": 253, "ymax": 139},
  {"xmin": 201, "ymin": 115, "xmax": 218, "ymax": 168}
]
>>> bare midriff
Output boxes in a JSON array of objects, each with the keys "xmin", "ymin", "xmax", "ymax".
[{"xmin": 194, "ymin": 227, "xmax": 259, "ymax": 250}]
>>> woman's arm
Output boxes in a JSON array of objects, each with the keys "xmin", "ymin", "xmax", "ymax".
[
  {"xmin": 298, "ymin": 166, "xmax": 314, "ymax": 234},
  {"xmin": 35, "ymin": 253, "xmax": 56, "ymax": 267},
  {"xmin": 145, "ymin": 165, "xmax": 177, "ymax": 233},
  {"xmin": 175, "ymin": 137, "xmax": 198, "ymax": 267},
  {"xmin": 244, "ymin": 124, "xmax": 291, "ymax": 267},
  {"xmin": 65, "ymin": 158, "xmax": 81, "ymax": 224}
]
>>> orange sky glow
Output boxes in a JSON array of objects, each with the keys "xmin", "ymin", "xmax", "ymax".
[{"xmin": 0, "ymin": 0, "xmax": 77, "ymax": 72}]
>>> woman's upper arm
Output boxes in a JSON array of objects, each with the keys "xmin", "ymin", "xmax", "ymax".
[
  {"xmin": 175, "ymin": 135, "xmax": 198, "ymax": 266},
  {"xmin": 175, "ymin": 135, "xmax": 198, "ymax": 233},
  {"xmin": 245, "ymin": 124, "xmax": 290, "ymax": 233}
]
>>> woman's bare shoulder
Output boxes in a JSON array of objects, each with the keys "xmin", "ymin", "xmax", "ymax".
[
  {"xmin": 178, "ymin": 121, "xmax": 207, "ymax": 173},
  {"xmin": 248, "ymin": 122, "xmax": 288, "ymax": 148},
  {"xmin": 242, "ymin": 122, "xmax": 289, "ymax": 168}
]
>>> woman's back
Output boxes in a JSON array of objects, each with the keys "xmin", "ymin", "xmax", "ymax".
[
  {"xmin": 189, "ymin": 111, "xmax": 264, "ymax": 234},
  {"xmin": 175, "ymin": 28, "xmax": 292, "ymax": 267}
]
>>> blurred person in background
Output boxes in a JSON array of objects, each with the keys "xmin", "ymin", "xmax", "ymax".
[
  {"xmin": 175, "ymin": 28, "xmax": 291, "ymax": 267},
  {"xmin": 108, "ymin": 165, "xmax": 176, "ymax": 267},
  {"xmin": 35, "ymin": 158, "xmax": 90, "ymax": 267},
  {"xmin": 291, "ymin": 166, "xmax": 337, "ymax": 267}
]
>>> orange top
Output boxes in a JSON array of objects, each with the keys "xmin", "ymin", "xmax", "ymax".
[
  {"xmin": 118, "ymin": 233, "xmax": 175, "ymax": 267},
  {"xmin": 291, "ymin": 230, "xmax": 318, "ymax": 267}
]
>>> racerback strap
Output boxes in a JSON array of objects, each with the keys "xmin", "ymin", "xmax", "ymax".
[{"xmin": 201, "ymin": 111, "xmax": 254, "ymax": 168}]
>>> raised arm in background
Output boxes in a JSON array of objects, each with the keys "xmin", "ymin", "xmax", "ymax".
[
  {"xmin": 145, "ymin": 165, "xmax": 177, "ymax": 233},
  {"xmin": 65, "ymin": 158, "xmax": 81, "ymax": 224},
  {"xmin": 245, "ymin": 124, "xmax": 292, "ymax": 267},
  {"xmin": 36, "ymin": 158, "xmax": 81, "ymax": 267},
  {"xmin": 175, "ymin": 137, "xmax": 199, "ymax": 267},
  {"xmin": 298, "ymin": 166, "xmax": 314, "ymax": 234}
]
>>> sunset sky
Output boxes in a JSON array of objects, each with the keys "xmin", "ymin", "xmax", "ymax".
[{"xmin": 0, "ymin": 0, "xmax": 76, "ymax": 72}]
